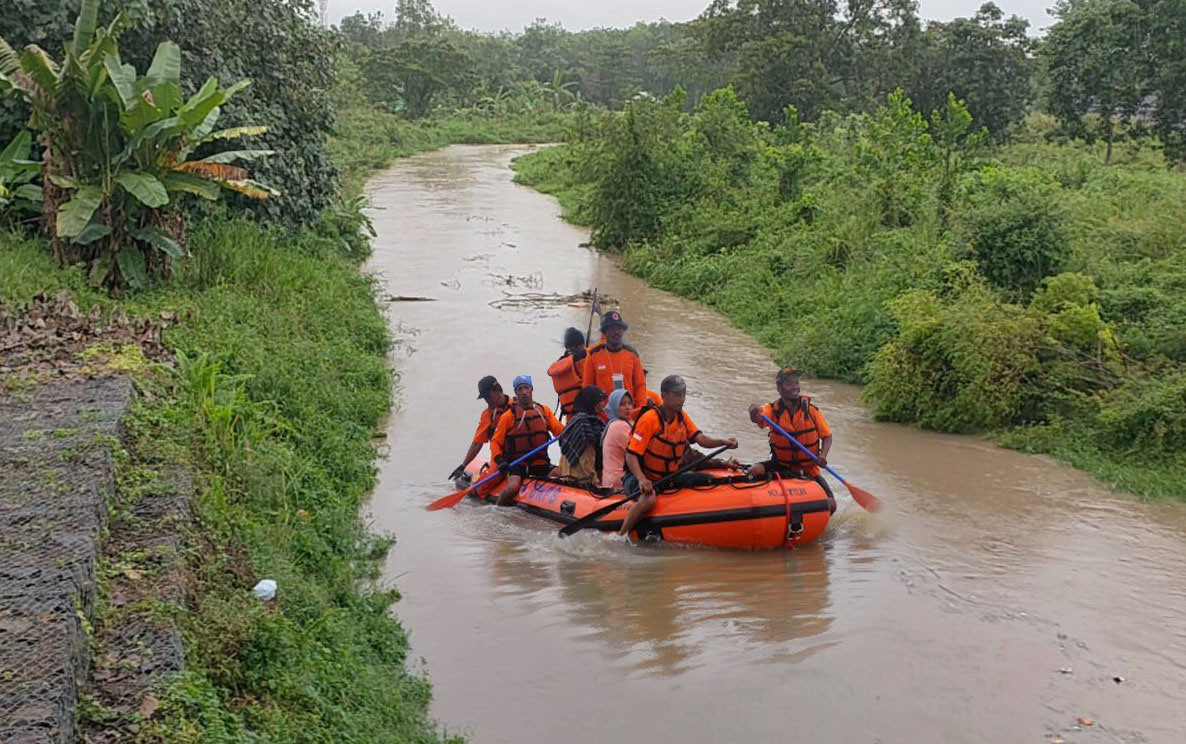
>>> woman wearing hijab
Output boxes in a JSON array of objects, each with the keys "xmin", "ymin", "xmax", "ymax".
[
  {"xmin": 599, "ymin": 388, "xmax": 634, "ymax": 491},
  {"xmin": 559, "ymin": 386, "xmax": 608, "ymax": 484}
]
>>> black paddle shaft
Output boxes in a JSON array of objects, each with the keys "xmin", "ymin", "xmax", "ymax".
[{"xmin": 558, "ymin": 445, "xmax": 730, "ymax": 537}]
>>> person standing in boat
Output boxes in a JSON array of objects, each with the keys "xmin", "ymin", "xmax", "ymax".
[
  {"xmin": 746, "ymin": 366, "xmax": 836, "ymax": 513},
  {"xmin": 449, "ymin": 375, "xmax": 511, "ymax": 481},
  {"xmin": 618, "ymin": 375, "xmax": 738, "ymax": 538},
  {"xmin": 582, "ymin": 311, "xmax": 646, "ymax": 415},
  {"xmin": 558, "ymin": 386, "xmax": 608, "ymax": 485},
  {"xmin": 547, "ymin": 327, "xmax": 587, "ymax": 420},
  {"xmin": 489, "ymin": 375, "xmax": 564, "ymax": 506}
]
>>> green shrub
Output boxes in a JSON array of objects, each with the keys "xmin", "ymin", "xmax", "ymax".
[
  {"xmin": 863, "ymin": 276, "xmax": 1044, "ymax": 431},
  {"xmin": 958, "ymin": 168, "xmax": 1070, "ymax": 299},
  {"xmin": 1095, "ymin": 371, "xmax": 1186, "ymax": 454}
]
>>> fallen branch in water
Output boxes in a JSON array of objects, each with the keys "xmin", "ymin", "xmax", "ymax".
[
  {"xmin": 487, "ymin": 272, "xmax": 543, "ymax": 289},
  {"xmin": 386, "ymin": 295, "xmax": 436, "ymax": 302},
  {"xmin": 488, "ymin": 289, "xmax": 618, "ymax": 311}
]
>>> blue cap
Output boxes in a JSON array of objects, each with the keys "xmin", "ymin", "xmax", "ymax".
[{"xmin": 512, "ymin": 375, "xmax": 533, "ymax": 390}]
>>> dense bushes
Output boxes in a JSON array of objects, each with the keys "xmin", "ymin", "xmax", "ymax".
[{"xmin": 513, "ymin": 88, "xmax": 1186, "ymax": 497}]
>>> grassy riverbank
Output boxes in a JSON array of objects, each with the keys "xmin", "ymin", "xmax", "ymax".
[
  {"xmin": 511, "ymin": 93, "xmax": 1186, "ymax": 500},
  {"xmin": 1, "ymin": 216, "xmax": 452, "ymax": 740}
]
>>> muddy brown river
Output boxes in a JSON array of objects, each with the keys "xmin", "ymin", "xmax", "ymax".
[{"xmin": 365, "ymin": 146, "xmax": 1186, "ymax": 743}]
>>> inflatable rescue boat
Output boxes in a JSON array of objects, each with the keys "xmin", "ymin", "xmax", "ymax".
[{"xmin": 460, "ymin": 459, "xmax": 832, "ymax": 549}]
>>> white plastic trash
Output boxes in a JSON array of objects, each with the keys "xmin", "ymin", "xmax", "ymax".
[{"xmin": 252, "ymin": 579, "xmax": 278, "ymax": 601}]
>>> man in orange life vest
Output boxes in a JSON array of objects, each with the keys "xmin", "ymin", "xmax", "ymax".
[
  {"xmin": 582, "ymin": 311, "xmax": 646, "ymax": 413},
  {"xmin": 489, "ymin": 375, "xmax": 564, "ymax": 506},
  {"xmin": 747, "ymin": 366, "xmax": 836, "ymax": 512},
  {"xmin": 619, "ymin": 375, "xmax": 738, "ymax": 537},
  {"xmin": 547, "ymin": 327, "xmax": 587, "ymax": 420},
  {"xmin": 449, "ymin": 375, "xmax": 511, "ymax": 481}
]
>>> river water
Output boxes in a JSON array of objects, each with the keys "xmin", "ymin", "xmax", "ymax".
[{"xmin": 365, "ymin": 146, "xmax": 1186, "ymax": 744}]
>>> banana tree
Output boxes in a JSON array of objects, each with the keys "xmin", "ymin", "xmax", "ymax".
[
  {"xmin": 547, "ymin": 69, "xmax": 579, "ymax": 111},
  {"xmin": 0, "ymin": 129, "xmax": 41, "ymax": 220},
  {"xmin": 0, "ymin": 0, "xmax": 274, "ymax": 291}
]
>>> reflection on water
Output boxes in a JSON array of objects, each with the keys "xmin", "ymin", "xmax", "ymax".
[{"xmin": 366, "ymin": 146, "xmax": 1186, "ymax": 744}]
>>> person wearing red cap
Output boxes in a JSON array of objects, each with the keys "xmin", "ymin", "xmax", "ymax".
[
  {"xmin": 449, "ymin": 375, "xmax": 511, "ymax": 481},
  {"xmin": 747, "ymin": 366, "xmax": 835, "ymax": 512},
  {"xmin": 582, "ymin": 311, "xmax": 646, "ymax": 415}
]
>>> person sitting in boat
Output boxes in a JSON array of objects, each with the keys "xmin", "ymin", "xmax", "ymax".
[
  {"xmin": 558, "ymin": 386, "xmax": 608, "ymax": 485},
  {"xmin": 746, "ymin": 366, "xmax": 836, "ymax": 513},
  {"xmin": 582, "ymin": 311, "xmax": 646, "ymax": 415},
  {"xmin": 449, "ymin": 375, "xmax": 510, "ymax": 481},
  {"xmin": 547, "ymin": 327, "xmax": 587, "ymax": 420},
  {"xmin": 600, "ymin": 389, "xmax": 634, "ymax": 491},
  {"xmin": 642, "ymin": 369, "xmax": 662, "ymax": 409},
  {"xmin": 490, "ymin": 375, "xmax": 564, "ymax": 506},
  {"xmin": 618, "ymin": 375, "xmax": 738, "ymax": 537}
]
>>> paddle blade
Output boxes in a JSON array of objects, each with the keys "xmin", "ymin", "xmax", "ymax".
[
  {"xmin": 845, "ymin": 481, "xmax": 883, "ymax": 513},
  {"xmin": 426, "ymin": 488, "xmax": 470, "ymax": 511}
]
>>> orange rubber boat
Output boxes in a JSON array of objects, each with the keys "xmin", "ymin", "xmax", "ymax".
[{"xmin": 460, "ymin": 459, "xmax": 832, "ymax": 549}]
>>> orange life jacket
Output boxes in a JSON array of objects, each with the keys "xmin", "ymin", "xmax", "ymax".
[
  {"xmin": 504, "ymin": 402, "xmax": 551, "ymax": 460},
  {"xmin": 768, "ymin": 397, "xmax": 821, "ymax": 470},
  {"xmin": 633, "ymin": 404, "xmax": 693, "ymax": 480},
  {"xmin": 547, "ymin": 351, "xmax": 584, "ymax": 417}
]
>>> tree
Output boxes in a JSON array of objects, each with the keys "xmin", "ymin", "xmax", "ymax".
[
  {"xmin": 1142, "ymin": 0, "xmax": 1186, "ymax": 163},
  {"xmin": 517, "ymin": 19, "xmax": 572, "ymax": 85},
  {"xmin": 391, "ymin": 0, "xmax": 450, "ymax": 42},
  {"xmin": 339, "ymin": 11, "xmax": 385, "ymax": 49},
  {"xmin": 1042, "ymin": 0, "xmax": 1149, "ymax": 163},
  {"xmin": 362, "ymin": 36, "xmax": 474, "ymax": 116},
  {"xmin": 690, "ymin": 0, "xmax": 928, "ymax": 122},
  {"xmin": 844, "ymin": 0, "xmax": 927, "ymax": 110},
  {"xmin": 910, "ymin": 4, "xmax": 1034, "ymax": 139},
  {"xmin": 692, "ymin": 0, "xmax": 848, "ymax": 122}
]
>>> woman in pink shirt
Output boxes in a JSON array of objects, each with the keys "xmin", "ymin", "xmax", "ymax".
[{"xmin": 600, "ymin": 389, "xmax": 634, "ymax": 491}]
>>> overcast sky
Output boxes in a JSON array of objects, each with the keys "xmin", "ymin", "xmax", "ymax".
[{"xmin": 325, "ymin": 0, "xmax": 1056, "ymax": 35}]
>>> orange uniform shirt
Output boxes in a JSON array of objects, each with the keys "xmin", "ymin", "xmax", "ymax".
[{"xmin": 582, "ymin": 343, "xmax": 646, "ymax": 412}]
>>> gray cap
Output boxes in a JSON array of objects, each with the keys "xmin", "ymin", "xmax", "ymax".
[{"xmin": 660, "ymin": 374, "xmax": 687, "ymax": 394}]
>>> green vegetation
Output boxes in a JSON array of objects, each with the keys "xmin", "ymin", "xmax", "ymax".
[
  {"xmin": 1, "ymin": 3, "xmax": 273, "ymax": 291},
  {"xmin": 512, "ymin": 85, "xmax": 1186, "ymax": 499},
  {"xmin": 1, "ymin": 0, "xmax": 340, "ymax": 225},
  {"xmin": 1, "ymin": 217, "xmax": 458, "ymax": 741},
  {"xmin": 0, "ymin": 0, "xmax": 546, "ymax": 740},
  {"xmin": 2, "ymin": 0, "xmax": 1185, "ymax": 739}
]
